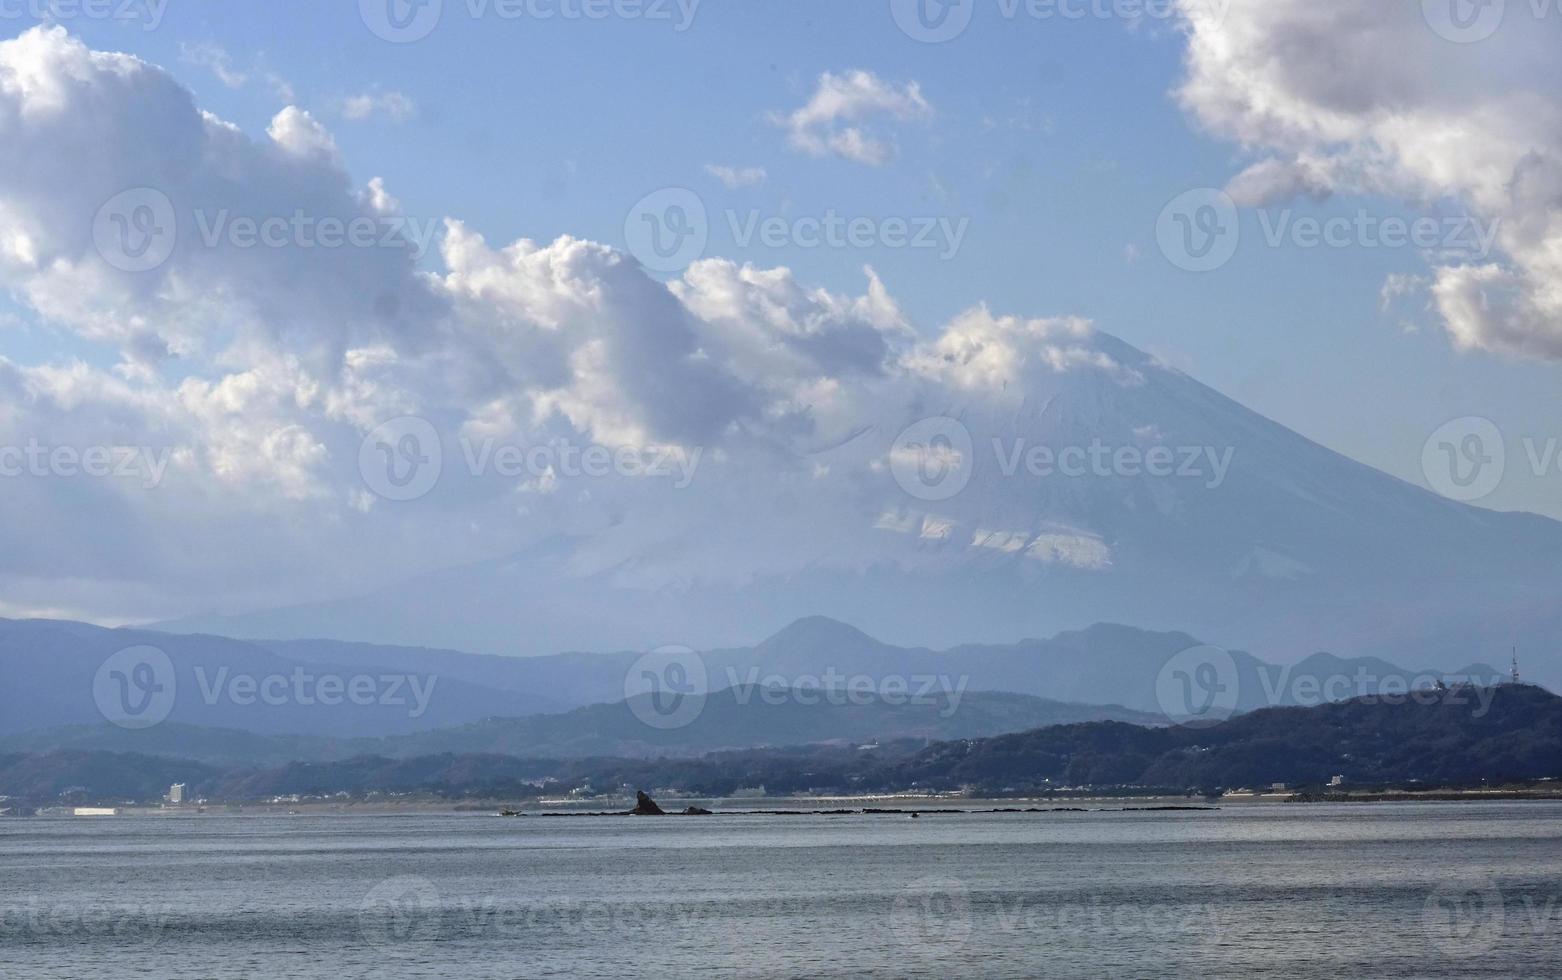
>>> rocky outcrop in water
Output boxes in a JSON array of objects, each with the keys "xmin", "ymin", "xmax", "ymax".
[{"xmin": 631, "ymin": 791, "xmax": 665, "ymax": 815}]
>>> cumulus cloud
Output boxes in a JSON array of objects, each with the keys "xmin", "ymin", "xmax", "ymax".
[
  {"xmin": 0, "ymin": 28, "xmax": 1140, "ymax": 622},
  {"xmin": 906, "ymin": 307, "xmax": 1135, "ymax": 392},
  {"xmin": 1174, "ymin": 0, "xmax": 1562, "ymax": 358},
  {"xmin": 773, "ymin": 70, "xmax": 931, "ymax": 166}
]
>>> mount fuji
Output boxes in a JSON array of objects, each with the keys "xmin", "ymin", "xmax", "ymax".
[{"xmin": 159, "ymin": 329, "xmax": 1562, "ymax": 687}]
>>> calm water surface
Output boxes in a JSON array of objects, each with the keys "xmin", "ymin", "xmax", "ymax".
[{"xmin": 3, "ymin": 802, "xmax": 1560, "ymax": 979}]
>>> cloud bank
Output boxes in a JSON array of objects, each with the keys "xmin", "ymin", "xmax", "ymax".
[
  {"xmin": 1175, "ymin": 0, "xmax": 1562, "ymax": 358},
  {"xmin": 0, "ymin": 29, "xmax": 1131, "ymax": 622}
]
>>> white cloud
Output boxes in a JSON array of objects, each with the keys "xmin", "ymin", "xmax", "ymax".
[
  {"xmin": 1175, "ymin": 0, "xmax": 1562, "ymax": 359},
  {"xmin": 177, "ymin": 41, "xmax": 293, "ymax": 101},
  {"xmin": 0, "ymin": 27, "xmax": 1142, "ymax": 622},
  {"xmin": 341, "ymin": 90, "xmax": 417, "ymax": 122},
  {"xmin": 704, "ymin": 164, "xmax": 767, "ymax": 189},
  {"xmin": 1224, "ymin": 158, "xmax": 1333, "ymax": 208},
  {"xmin": 773, "ymin": 70, "xmax": 931, "ymax": 166},
  {"xmin": 178, "ymin": 42, "xmax": 246, "ymax": 89},
  {"xmin": 267, "ymin": 106, "xmax": 341, "ymax": 164},
  {"xmin": 906, "ymin": 306, "xmax": 1132, "ymax": 392}
]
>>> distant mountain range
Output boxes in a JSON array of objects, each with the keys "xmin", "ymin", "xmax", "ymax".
[
  {"xmin": 0, "ymin": 616, "xmax": 1504, "ymax": 740},
  {"xmin": 4, "ymin": 685, "xmax": 1558, "ymax": 805},
  {"xmin": 0, "ymin": 688, "xmax": 1163, "ymax": 766},
  {"xmin": 0, "ymin": 617, "xmax": 560, "ymax": 737},
  {"xmin": 154, "ymin": 330, "xmax": 1562, "ymax": 691}
]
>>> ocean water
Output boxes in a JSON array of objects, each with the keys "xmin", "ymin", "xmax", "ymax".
[{"xmin": 2, "ymin": 801, "xmax": 1560, "ymax": 979}]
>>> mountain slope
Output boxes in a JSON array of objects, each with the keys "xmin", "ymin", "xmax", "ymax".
[{"xmin": 155, "ymin": 329, "xmax": 1562, "ymax": 688}]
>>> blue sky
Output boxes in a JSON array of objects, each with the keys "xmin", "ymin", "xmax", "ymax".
[{"xmin": 14, "ymin": 1, "xmax": 1558, "ymax": 518}]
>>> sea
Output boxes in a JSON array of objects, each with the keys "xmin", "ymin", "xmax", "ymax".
[{"xmin": 2, "ymin": 801, "xmax": 1560, "ymax": 979}]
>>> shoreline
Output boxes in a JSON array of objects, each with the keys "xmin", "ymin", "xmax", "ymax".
[{"xmin": 20, "ymin": 786, "xmax": 1562, "ymax": 818}]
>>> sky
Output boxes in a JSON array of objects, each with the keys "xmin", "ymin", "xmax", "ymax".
[{"xmin": 2, "ymin": 0, "xmax": 1562, "ymax": 625}]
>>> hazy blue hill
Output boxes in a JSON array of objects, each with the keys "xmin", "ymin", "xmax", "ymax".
[
  {"xmin": 900, "ymin": 684, "xmax": 1562, "ymax": 792},
  {"xmin": 261, "ymin": 634, "xmax": 636, "ymax": 709},
  {"xmin": 1, "ymin": 616, "xmax": 1503, "ymax": 739},
  {"xmin": 0, "ymin": 618, "xmax": 556, "ymax": 736},
  {"xmin": 5, "ymin": 685, "xmax": 1556, "ymax": 804},
  {"xmin": 0, "ymin": 724, "xmax": 373, "ymax": 768},
  {"xmin": 375, "ymin": 686, "xmax": 1164, "ymax": 758},
  {"xmin": 0, "ymin": 687, "xmax": 1163, "ymax": 765},
  {"xmin": 0, "ymin": 751, "xmax": 221, "ymax": 803}
]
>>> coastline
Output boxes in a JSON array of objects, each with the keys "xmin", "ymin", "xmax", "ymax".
[{"xmin": 30, "ymin": 784, "xmax": 1562, "ymax": 818}]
